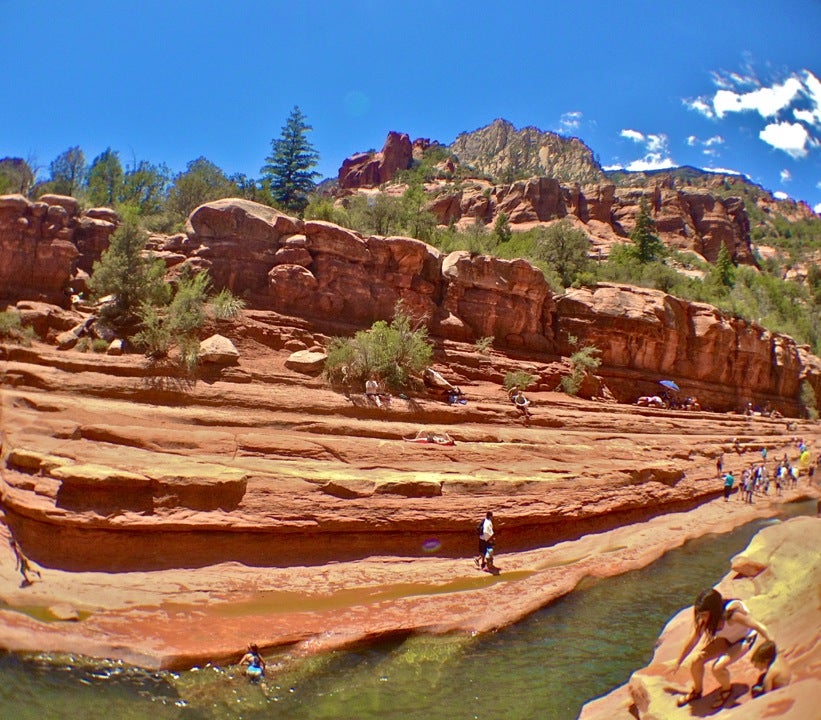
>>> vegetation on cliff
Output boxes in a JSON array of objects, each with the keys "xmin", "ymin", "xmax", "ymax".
[{"xmin": 2, "ymin": 116, "xmax": 819, "ymax": 354}]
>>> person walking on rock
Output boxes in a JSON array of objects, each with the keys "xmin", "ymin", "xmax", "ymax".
[{"xmin": 474, "ymin": 511, "xmax": 495, "ymax": 571}]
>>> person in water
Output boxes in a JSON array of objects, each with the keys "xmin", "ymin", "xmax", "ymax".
[
  {"xmin": 239, "ymin": 643, "xmax": 266, "ymax": 682},
  {"xmin": 672, "ymin": 588, "xmax": 772, "ymax": 708},
  {"xmin": 750, "ymin": 641, "xmax": 791, "ymax": 697}
]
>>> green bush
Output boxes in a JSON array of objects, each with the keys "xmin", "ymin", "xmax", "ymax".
[
  {"xmin": 207, "ymin": 288, "xmax": 246, "ymax": 321},
  {"xmin": 503, "ymin": 370, "xmax": 536, "ymax": 392},
  {"xmin": 132, "ymin": 269, "xmax": 211, "ymax": 371},
  {"xmin": 561, "ymin": 345, "xmax": 601, "ymax": 395},
  {"xmin": 324, "ymin": 302, "xmax": 433, "ymax": 392},
  {"xmin": 88, "ymin": 208, "xmax": 170, "ymax": 329},
  {"xmin": 475, "ymin": 336, "xmax": 494, "ymax": 354},
  {"xmin": 0, "ymin": 311, "xmax": 36, "ymax": 346}
]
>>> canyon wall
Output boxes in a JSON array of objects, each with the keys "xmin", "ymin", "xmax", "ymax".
[{"xmin": 1, "ymin": 194, "xmax": 819, "ymax": 413}]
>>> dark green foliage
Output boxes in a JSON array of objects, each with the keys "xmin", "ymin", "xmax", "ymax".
[
  {"xmin": 261, "ymin": 106, "xmax": 319, "ymax": 214},
  {"xmin": 88, "ymin": 208, "xmax": 171, "ymax": 328},
  {"xmin": 707, "ymin": 242, "xmax": 736, "ymax": 294},
  {"xmin": 324, "ymin": 302, "xmax": 433, "ymax": 392},
  {"xmin": 86, "ymin": 148, "xmax": 124, "ymax": 207},
  {"xmin": 121, "ymin": 160, "xmax": 170, "ymax": 214},
  {"xmin": 0, "ymin": 310, "xmax": 37, "ymax": 346},
  {"xmin": 48, "ymin": 146, "xmax": 86, "ymax": 196},
  {"xmin": 531, "ymin": 219, "xmax": 591, "ymax": 287},
  {"xmin": 630, "ymin": 198, "xmax": 665, "ymax": 263},
  {"xmin": 503, "ymin": 370, "xmax": 535, "ymax": 392},
  {"xmin": 493, "ymin": 212, "xmax": 512, "ymax": 244},
  {"xmin": 0, "ymin": 157, "xmax": 35, "ymax": 195},
  {"xmin": 166, "ymin": 157, "xmax": 234, "ymax": 220}
]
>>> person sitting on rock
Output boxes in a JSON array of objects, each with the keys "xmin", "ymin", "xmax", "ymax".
[
  {"xmin": 671, "ymin": 588, "xmax": 772, "ymax": 709},
  {"xmin": 365, "ymin": 377, "xmax": 388, "ymax": 409},
  {"xmin": 750, "ymin": 640, "xmax": 791, "ymax": 697},
  {"xmin": 510, "ymin": 389, "xmax": 532, "ymax": 419}
]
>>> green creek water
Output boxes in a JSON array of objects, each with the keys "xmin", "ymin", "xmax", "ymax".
[{"xmin": 1, "ymin": 502, "xmax": 813, "ymax": 720}]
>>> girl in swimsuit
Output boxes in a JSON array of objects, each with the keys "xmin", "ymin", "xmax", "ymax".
[
  {"xmin": 672, "ymin": 588, "xmax": 772, "ymax": 708},
  {"xmin": 240, "ymin": 643, "xmax": 266, "ymax": 682}
]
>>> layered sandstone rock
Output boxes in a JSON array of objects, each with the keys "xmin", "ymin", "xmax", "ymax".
[
  {"xmin": 427, "ymin": 179, "xmax": 755, "ymax": 265},
  {"xmin": 338, "ymin": 131, "xmax": 414, "ymax": 189},
  {"xmin": 579, "ymin": 516, "xmax": 821, "ymax": 720},
  {"xmin": 2, "ymin": 195, "xmax": 819, "ymax": 413},
  {"xmin": 555, "ymin": 283, "xmax": 821, "ymax": 413}
]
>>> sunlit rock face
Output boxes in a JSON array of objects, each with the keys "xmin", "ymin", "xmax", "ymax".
[{"xmin": 578, "ymin": 515, "xmax": 821, "ymax": 720}]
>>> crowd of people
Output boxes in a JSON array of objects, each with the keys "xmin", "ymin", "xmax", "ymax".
[{"xmin": 721, "ymin": 439, "xmax": 816, "ymax": 502}]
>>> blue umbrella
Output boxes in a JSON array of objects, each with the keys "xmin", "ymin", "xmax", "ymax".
[{"xmin": 659, "ymin": 380, "xmax": 680, "ymax": 392}]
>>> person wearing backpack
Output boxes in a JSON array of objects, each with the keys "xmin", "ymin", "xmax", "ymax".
[{"xmin": 474, "ymin": 511, "xmax": 495, "ymax": 571}]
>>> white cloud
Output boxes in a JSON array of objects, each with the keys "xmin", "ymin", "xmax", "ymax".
[
  {"xmin": 616, "ymin": 131, "xmax": 675, "ymax": 171},
  {"xmin": 713, "ymin": 76, "xmax": 803, "ymax": 119},
  {"xmin": 759, "ymin": 121, "xmax": 813, "ymax": 158},
  {"xmin": 684, "ymin": 98, "xmax": 714, "ymax": 118},
  {"xmin": 814, "ymin": 202, "xmax": 821, "ymax": 214},
  {"xmin": 795, "ymin": 70, "xmax": 821, "ymax": 126},
  {"xmin": 686, "ymin": 135, "xmax": 698, "ymax": 146},
  {"xmin": 701, "ymin": 166, "xmax": 743, "ymax": 176},
  {"xmin": 625, "ymin": 154, "xmax": 676, "ymax": 172},
  {"xmin": 773, "ymin": 191, "xmax": 789, "ymax": 200},
  {"xmin": 705, "ymin": 135, "xmax": 724, "ymax": 146},
  {"xmin": 780, "ymin": 169, "xmax": 792, "ymax": 183},
  {"xmin": 620, "ymin": 129, "xmax": 645, "ymax": 142},
  {"xmin": 646, "ymin": 134, "xmax": 667, "ymax": 153},
  {"xmin": 559, "ymin": 111, "xmax": 583, "ymax": 132}
]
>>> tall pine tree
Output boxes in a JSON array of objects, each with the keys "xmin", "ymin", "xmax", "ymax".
[
  {"xmin": 261, "ymin": 106, "xmax": 319, "ymax": 214},
  {"xmin": 630, "ymin": 197, "xmax": 665, "ymax": 263}
]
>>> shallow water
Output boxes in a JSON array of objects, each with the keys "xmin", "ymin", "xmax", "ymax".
[{"xmin": 1, "ymin": 502, "xmax": 812, "ymax": 720}]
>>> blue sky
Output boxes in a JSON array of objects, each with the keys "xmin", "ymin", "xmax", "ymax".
[{"xmin": 3, "ymin": 1, "xmax": 820, "ymax": 212}]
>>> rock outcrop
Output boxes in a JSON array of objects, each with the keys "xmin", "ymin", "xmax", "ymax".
[
  {"xmin": 427, "ymin": 178, "xmax": 756, "ymax": 265},
  {"xmin": 181, "ymin": 200, "xmax": 818, "ymax": 413},
  {"xmin": 449, "ymin": 118, "xmax": 605, "ymax": 184},
  {"xmin": 0, "ymin": 194, "xmax": 119, "ymax": 306},
  {"xmin": 2, "ymin": 194, "xmax": 819, "ymax": 413},
  {"xmin": 556, "ymin": 283, "xmax": 821, "ymax": 413},
  {"xmin": 579, "ymin": 515, "xmax": 821, "ymax": 720},
  {"xmin": 337, "ymin": 131, "xmax": 414, "ymax": 189}
]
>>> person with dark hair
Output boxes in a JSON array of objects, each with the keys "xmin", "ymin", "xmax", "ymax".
[
  {"xmin": 750, "ymin": 640, "xmax": 791, "ymax": 697},
  {"xmin": 672, "ymin": 588, "xmax": 772, "ymax": 708},
  {"xmin": 474, "ymin": 511, "xmax": 495, "ymax": 571}
]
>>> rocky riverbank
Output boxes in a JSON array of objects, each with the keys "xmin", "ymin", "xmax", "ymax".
[
  {"xmin": 1, "ymin": 339, "xmax": 818, "ymax": 672},
  {"xmin": 579, "ymin": 515, "xmax": 821, "ymax": 720}
]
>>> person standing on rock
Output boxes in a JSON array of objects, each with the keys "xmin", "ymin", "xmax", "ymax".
[
  {"xmin": 672, "ymin": 588, "xmax": 772, "ymax": 709},
  {"xmin": 474, "ymin": 511, "xmax": 495, "ymax": 571},
  {"xmin": 722, "ymin": 472, "xmax": 735, "ymax": 501},
  {"xmin": 716, "ymin": 453, "xmax": 723, "ymax": 478}
]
